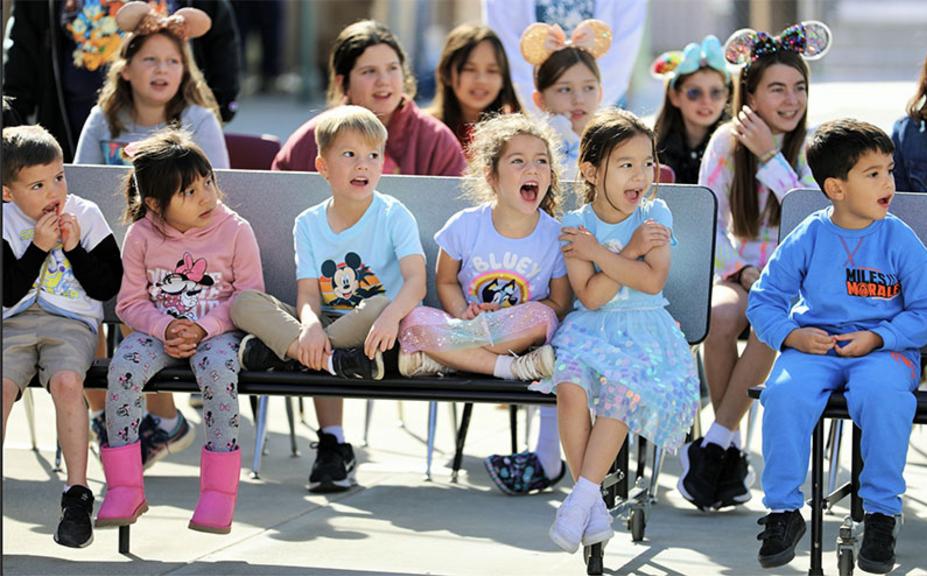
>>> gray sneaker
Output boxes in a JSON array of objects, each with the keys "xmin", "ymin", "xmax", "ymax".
[{"xmin": 511, "ymin": 345, "xmax": 555, "ymax": 381}]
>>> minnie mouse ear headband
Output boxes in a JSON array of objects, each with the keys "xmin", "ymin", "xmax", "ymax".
[
  {"xmin": 116, "ymin": 1, "xmax": 211, "ymax": 40},
  {"xmin": 651, "ymin": 35, "xmax": 729, "ymax": 87},
  {"xmin": 724, "ymin": 20, "xmax": 832, "ymax": 68},
  {"xmin": 520, "ymin": 19, "xmax": 613, "ymax": 66}
]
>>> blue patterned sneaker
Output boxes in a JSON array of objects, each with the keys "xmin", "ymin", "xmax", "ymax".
[
  {"xmin": 140, "ymin": 411, "xmax": 196, "ymax": 469},
  {"xmin": 483, "ymin": 451, "xmax": 566, "ymax": 495}
]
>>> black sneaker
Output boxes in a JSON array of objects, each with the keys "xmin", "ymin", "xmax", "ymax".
[
  {"xmin": 90, "ymin": 413, "xmax": 108, "ymax": 449},
  {"xmin": 331, "ymin": 348, "xmax": 384, "ymax": 380},
  {"xmin": 716, "ymin": 446, "xmax": 754, "ymax": 508},
  {"xmin": 858, "ymin": 513, "xmax": 896, "ymax": 574},
  {"xmin": 139, "ymin": 411, "xmax": 195, "ymax": 469},
  {"xmin": 54, "ymin": 485, "xmax": 94, "ymax": 548},
  {"xmin": 238, "ymin": 334, "xmax": 299, "ymax": 371},
  {"xmin": 677, "ymin": 439, "xmax": 726, "ymax": 510},
  {"xmin": 756, "ymin": 510, "xmax": 806, "ymax": 568},
  {"xmin": 308, "ymin": 431, "xmax": 356, "ymax": 493}
]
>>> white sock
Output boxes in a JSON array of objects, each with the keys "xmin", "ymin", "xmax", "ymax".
[
  {"xmin": 493, "ymin": 355, "xmax": 514, "ymax": 379},
  {"xmin": 90, "ymin": 409, "xmax": 104, "ymax": 419},
  {"xmin": 63, "ymin": 484, "xmax": 71, "ymax": 493},
  {"xmin": 158, "ymin": 414, "xmax": 179, "ymax": 433},
  {"xmin": 321, "ymin": 425, "xmax": 344, "ymax": 443},
  {"xmin": 325, "ymin": 355, "xmax": 336, "ymax": 376},
  {"xmin": 572, "ymin": 476, "xmax": 601, "ymax": 508},
  {"xmin": 731, "ymin": 429, "xmax": 743, "ymax": 450},
  {"xmin": 534, "ymin": 406, "xmax": 562, "ymax": 479},
  {"xmin": 702, "ymin": 422, "xmax": 734, "ymax": 449}
]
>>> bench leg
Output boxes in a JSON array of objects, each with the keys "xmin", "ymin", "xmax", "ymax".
[
  {"xmin": 509, "ymin": 405, "xmax": 518, "ymax": 453},
  {"xmin": 809, "ymin": 417, "xmax": 825, "ymax": 576},
  {"xmin": 250, "ymin": 395, "xmax": 269, "ymax": 479},
  {"xmin": 23, "ymin": 388, "xmax": 38, "ymax": 451},
  {"xmin": 451, "ymin": 403, "xmax": 473, "ymax": 483},
  {"xmin": 285, "ymin": 397, "xmax": 299, "ymax": 457},
  {"xmin": 363, "ymin": 400, "xmax": 374, "ymax": 446},
  {"xmin": 118, "ymin": 525, "xmax": 130, "ymax": 554},
  {"xmin": 425, "ymin": 401, "xmax": 438, "ymax": 481}
]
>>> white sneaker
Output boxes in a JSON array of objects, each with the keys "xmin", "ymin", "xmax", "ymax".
[
  {"xmin": 511, "ymin": 345, "xmax": 555, "ymax": 381},
  {"xmin": 398, "ymin": 351, "xmax": 454, "ymax": 377},
  {"xmin": 548, "ymin": 490, "xmax": 591, "ymax": 553},
  {"xmin": 581, "ymin": 498, "xmax": 614, "ymax": 546}
]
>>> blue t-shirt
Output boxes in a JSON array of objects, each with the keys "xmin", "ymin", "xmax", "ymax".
[
  {"xmin": 747, "ymin": 208, "xmax": 927, "ymax": 352},
  {"xmin": 294, "ymin": 192, "xmax": 424, "ymax": 315},
  {"xmin": 435, "ymin": 203, "xmax": 567, "ymax": 306},
  {"xmin": 563, "ymin": 199, "xmax": 676, "ymax": 311}
]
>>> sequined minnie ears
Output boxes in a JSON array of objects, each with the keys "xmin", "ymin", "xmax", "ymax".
[
  {"xmin": 519, "ymin": 19, "xmax": 613, "ymax": 66},
  {"xmin": 651, "ymin": 35, "xmax": 730, "ymax": 87},
  {"xmin": 723, "ymin": 20, "xmax": 832, "ymax": 67},
  {"xmin": 116, "ymin": 1, "xmax": 212, "ymax": 40}
]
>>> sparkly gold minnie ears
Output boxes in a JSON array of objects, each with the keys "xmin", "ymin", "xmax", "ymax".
[
  {"xmin": 724, "ymin": 20, "xmax": 831, "ymax": 68},
  {"xmin": 519, "ymin": 19, "xmax": 613, "ymax": 66},
  {"xmin": 116, "ymin": 1, "xmax": 212, "ymax": 40}
]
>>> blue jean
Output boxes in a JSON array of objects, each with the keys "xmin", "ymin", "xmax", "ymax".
[{"xmin": 760, "ymin": 348, "xmax": 919, "ymax": 515}]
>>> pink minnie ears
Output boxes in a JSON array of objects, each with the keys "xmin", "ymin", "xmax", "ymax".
[
  {"xmin": 724, "ymin": 21, "xmax": 832, "ymax": 67},
  {"xmin": 651, "ymin": 35, "xmax": 730, "ymax": 86},
  {"xmin": 116, "ymin": 1, "xmax": 211, "ymax": 40},
  {"xmin": 520, "ymin": 19, "xmax": 613, "ymax": 66}
]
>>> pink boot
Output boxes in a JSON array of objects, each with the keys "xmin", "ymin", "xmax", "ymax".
[
  {"xmin": 188, "ymin": 447, "xmax": 241, "ymax": 534},
  {"xmin": 96, "ymin": 442, "xmax": 148, "ymax": 527}
]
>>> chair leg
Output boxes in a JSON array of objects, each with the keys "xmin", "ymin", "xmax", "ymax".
[
  {"xmin": 524, "ymin": 405, "xmax": 537, "ymax": 451},
  {"xmin": 809, "ymin": 417, "xmax": 825, "ymax": 576},
  {"xmin": 744, "ymin": 401, "xmax": 760, "ymax": 453},
  {"xmin": 363, "ymin": 399, "xmax": 374, "ymax": 447},
  {"xmin": 250, "ymin": 395, "xmax": 269, "ymax": 479},
  {"xmin": 54, "ymin": 441, "xmax": 63, "ymax": 472},
  {"xmin": 397, "ymin": 401, "xmax": 406, "ymax": 429},
  {"xmin": 825, "ymin": 419, "xmax": 844, "ymax": 508},
  {"xmin": 425, "ymin": 401, "xmax": 438, "ymax": 481},
  {"xmin": 448, "ymin": 402, "xmax": 458, "ymax": 440},
  {"xmin": 22, "ymin": 388, "xmax": 37, "ymax": 451},
  {"xmin": 509, "ymin": 405, "xmax": 518, "ymax": 453},
  {"xmin": 451, "ymin": 403, "xmax": 473, "ymax": 483},
  {"xmin": 648, "ymin": 444, "xmax": 666, "ymax": 503},
  {"xmin": 285, "ymin": 397, "xmax": 299, "ymax": 457}
]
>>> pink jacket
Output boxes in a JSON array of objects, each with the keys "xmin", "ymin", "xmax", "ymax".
[
  {"xmin": 116, "ymin": 202, "xmax": 264, "ymax": 341},
  {"xmin": 272, "ymin": 98, "xmax": 467, "ymax": 177}
]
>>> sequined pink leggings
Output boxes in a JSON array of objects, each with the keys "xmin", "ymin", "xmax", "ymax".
[{"xmin": 398, "ymin": 301, "xmax": 559, "ymax": 353}]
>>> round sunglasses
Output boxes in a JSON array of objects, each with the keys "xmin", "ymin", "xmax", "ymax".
[{"xmin": 683, "ymin": 87, "xmax": 729, "ymax": 102}]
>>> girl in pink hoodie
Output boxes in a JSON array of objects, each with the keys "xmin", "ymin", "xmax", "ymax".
[{"xmin": 96, "ymin": 130, "xmax": 264, "ymax": 535}]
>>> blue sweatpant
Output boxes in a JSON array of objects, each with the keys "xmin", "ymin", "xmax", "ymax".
[{"xmin": 760, "ymin": 349, "xmax": 919, "ymax": 515}]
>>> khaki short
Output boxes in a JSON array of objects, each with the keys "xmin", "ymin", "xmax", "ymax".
[{"xmin": 2, "ymin": 305, "xmax": 96, "ymax": 393}]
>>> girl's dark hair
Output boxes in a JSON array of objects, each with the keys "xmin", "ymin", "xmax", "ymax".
[
  {"xmin": 428, "ymin": 24, "xmax": 522, "ymax": 142},
  {"xmin": 729, "ymin": 51, "xmax": 809, "ymax": 238},
  {"xmin": 578, "ymin": 109, "xmax": 658, "ymax": 205},
  {"xmin": 654, "ymin": 67, "xmax": 731, "ymax": 149},
  {"xmin": 534, "ymin": 46, "xmax": 600, "ymax": 92},
  {"xmin": 123, "ymin": 129, "xmax": 215, "ymax": 224},
  {"xmin": 100, "ymin": 31, "xmax": 220, "ymax": 138},
  {"xmin": 906, "ymin": 54, "xmax": 927, "ymax": 121},
  {"xmin": 327, "ymin": 20, "xmax": 416, "ymax": 106}
]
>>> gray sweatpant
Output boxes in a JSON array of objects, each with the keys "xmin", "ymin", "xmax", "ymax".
[{"xmin": 106, "ymin": 331, "xmax": 243, "ymax": 452}]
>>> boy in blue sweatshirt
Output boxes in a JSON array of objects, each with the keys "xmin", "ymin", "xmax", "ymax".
[{"xmin": 747, "ymin": 119, "xmax": 927, "ymax": 574}]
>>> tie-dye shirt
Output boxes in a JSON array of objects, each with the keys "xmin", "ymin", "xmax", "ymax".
[{"xmin": 698, "ymin": 122, "xmax": 817, "ymax": 280}]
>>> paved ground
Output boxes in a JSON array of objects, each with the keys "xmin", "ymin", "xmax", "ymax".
[{"xmin": 3, "ymin": 388, "xmax": 927, "ymax": 575}]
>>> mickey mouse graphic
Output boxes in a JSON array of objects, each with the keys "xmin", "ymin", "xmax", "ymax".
[
  {"xmin": 320, "ymin": 252, "xmax": 385, "ymax": 308},
  {"xmin": 155, "ymin": 252, "xmax": 214, "ymax": 318}
]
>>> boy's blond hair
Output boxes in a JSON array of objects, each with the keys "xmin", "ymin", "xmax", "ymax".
[
  {"xmin": 314, "ymin": 105, "xmax": 388, "ymax": 156},
  {"xmin": 1, "ymin": 125, "xmax": 63, "ymax": 186}
]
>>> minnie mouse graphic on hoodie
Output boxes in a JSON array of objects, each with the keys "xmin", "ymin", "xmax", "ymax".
[{"xmin": 116, "ymin": 201, "xmax": 264, "ymax": 341}]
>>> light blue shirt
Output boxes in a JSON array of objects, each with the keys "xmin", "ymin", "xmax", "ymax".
[
  {"xmin": 294, "ymin": 192, "xmax": 424, "ymax": 315},
  {"xmin": 563, "ymin": 198, "xmax": 675, "ymax": 311}
]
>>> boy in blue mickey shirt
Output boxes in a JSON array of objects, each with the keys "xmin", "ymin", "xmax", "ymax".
[{"xmin": 748, "ymin": 119, "xmax": 927, "ymax": 574}]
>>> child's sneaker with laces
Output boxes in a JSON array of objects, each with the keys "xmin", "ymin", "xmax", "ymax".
[
  {"xmin": 756, "ymin": 510, "xmax": 806, "ymax": 568},
  {"xmin": 582, "ymin": 497, "xmax": 614, "ymax": 546},
  {"xmin": 54, "ymin": 485, "xmax": 94, "ymax": 548},
  {"xmin": 510, "ymin": 345, "xmax": 555, "ymax": 381},
  {"xmin": 238, "ymin": 334, "xmax": 299, "ymax": 371},
  {"xmin": 332, "ymin": 348, "xmax": 384, "ymax": 380},
  {"xmin": 549, "ymin": 490, "xmax": 592, "ymax": 553},
  {"xmin": 140, "ymin": 411, "xmax": 196, "ymax": 469},
  {"xmin": 716, "ymin": 446, "xmax": 754, "ymax": 508},
  {"xmin": 858, "ymin": 513, "xmax": 896, "ymax": 574},
  {"xmin": 398, "ymin": 351, "xmax": 455, "ymax": 377},
  {"xmin": 677, "ymin": 439, "xmax": 725, "ymax": 510},
  {"xmin": 308, "ymin": 431, "xmax": 357, "ymax": 493}
]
